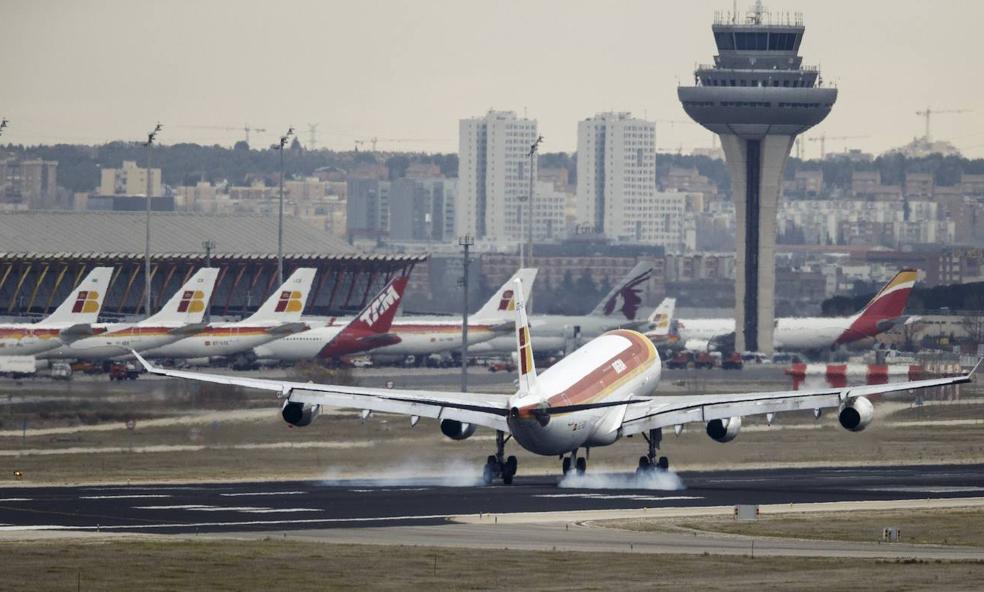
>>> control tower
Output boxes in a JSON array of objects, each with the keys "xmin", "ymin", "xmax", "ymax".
[{"xmin": 678, "ymin": 2, "xmax": 836, "ymax": 354}]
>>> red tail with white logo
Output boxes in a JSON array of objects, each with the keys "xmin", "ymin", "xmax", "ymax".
[
  {"xmin": 835, "ymin": 269, "xmax": 918, "ymax": 345},
  {"xmin": 317, "ymin": 276, "xmax": 408, "ymax": 359}
]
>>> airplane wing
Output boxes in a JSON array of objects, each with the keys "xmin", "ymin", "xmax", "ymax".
[
  {"xmin": 57, "ymin": 323, "xmax": 94, "ymax": 343},
  {"xmin": 619, "ymin": 359, "xmax": 981, "ymax": 436},
  {"xmin": 132, "ymin": 351, "xmax": 510, "ymax": 431}
]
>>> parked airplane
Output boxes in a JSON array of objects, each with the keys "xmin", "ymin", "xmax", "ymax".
[
  {"xmin": 142, "ymin": 268, "xmax": 317, "ymax": 361},
  {"xmin": 0, "ymin": 267, "xmax": 114, "ymax": 356},
  {"xmin": 253, "ymin": 275, "xmax": 408, "ymax": 362},
  {"xmin": 40, "ymin": 268, "xmax": 219, "ymax": 360},
  {"xmin": 134, "ymin": 274, "xmax": 977, "ymax": 485},
  {"xmin": 676, "ymin": 269, "xmax": 919, "ymax": 352},
  {"xmin": 468, "ymin": 261, "xmax": 656, "ymax": 355},
  {"xmin": 641, "ymin": 297, "xmax": 676, "ymax": 346},
  {"xmin": 253, "ymin": 269, "xmax": 536, "ymax": 362}
]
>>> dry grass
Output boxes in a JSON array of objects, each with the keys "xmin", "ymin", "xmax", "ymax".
[
  {"xmin": 2, "ymin": 538, "xmax": 983, "ymax": 591},
  {"xmin": 604, "ymin": 508, "xmax": 984, "ymax": 547}
]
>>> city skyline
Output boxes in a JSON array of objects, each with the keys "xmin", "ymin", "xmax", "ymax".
[{"xmin": 1, "ymin": 1, "xmax": 982, "ymax": 158}]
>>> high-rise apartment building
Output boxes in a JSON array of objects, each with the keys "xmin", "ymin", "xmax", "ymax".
[
  {"xmin": 99, "ymin": 160, "xmax": 162, "ymax": 197},
  {"xmin": 457, "ymin": 110, "xmax": 538, "ymax": 242}
]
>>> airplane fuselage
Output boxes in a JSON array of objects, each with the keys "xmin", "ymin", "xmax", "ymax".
[
  {"xmin": 0, "ymin": 325, "xmax": 69, "ymax": 356},
  {"xmin": 470, "ymin": 314, "xmax": 640, "ymax": 355},
  {"xmin": 506, "ymin": 329, "xmax": 660, "ymax": 456},
  {"xmin": 39, "ymin": 324, "xmax": 190, "ymax": 360},
  {"xmin": 674, "ymin": 316, "xmax": 864, "ymax": 351},
  {"xmin": 144, "ymin": 322, "xmax": 298, "ymax": 359}
]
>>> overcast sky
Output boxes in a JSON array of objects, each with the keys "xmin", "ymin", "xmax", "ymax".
[{"xmin": 2, "ymin": 0, "xmax": 981, "ymax": 158}]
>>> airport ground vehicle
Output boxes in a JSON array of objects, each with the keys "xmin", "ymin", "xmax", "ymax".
[
  {"xmin": 136, "ymin": 277, "xmax": 982, "ymax": 485},
  {"xmin": 50, "ymin": 362, "xmax": 72, "ymax": 380},
  {"xmin": 722, "ymin": 352, "xmax": 744, "ymax": 370},
  {"xmin": 0, "ymin": 356, "xmax": 36, "ymax": 378},
  {"xmin": 109, "ymin": 362, "xmax": 139, "ymax": 381}
]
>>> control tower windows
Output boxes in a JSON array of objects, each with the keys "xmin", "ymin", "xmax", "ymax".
[
  {"xmin": 734, "ymin": 32, "xmax": 768, "ymax": 50},
  {"xmin": 715, "ymin": 32, "xmax": 735, "ymax": 50}
]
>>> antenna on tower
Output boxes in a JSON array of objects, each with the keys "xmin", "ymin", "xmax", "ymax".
[{"xmin": 307, "ymin": 123, "xmax": 319, "ymax": 149}]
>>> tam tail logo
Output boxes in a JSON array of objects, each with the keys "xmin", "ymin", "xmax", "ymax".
[{"xmin": 360, "ymin": 286, "xmax": 400, "ymax": 327}]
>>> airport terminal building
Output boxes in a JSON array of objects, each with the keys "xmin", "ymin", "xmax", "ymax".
[{"xmin": 0, "ymin": 211, "xmax": 424, "ymax": 320}]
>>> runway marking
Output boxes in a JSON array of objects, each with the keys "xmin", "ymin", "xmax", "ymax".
[
  {"xmin": 135, "ymin": 505, "xmax": 212, "ymax": 510},
  {"xmin": 79, "ymin": 494, "xmax": 172, "ymax": 500},
  {"xmin": 536, "ymin": 494, "xmax": 702, "ymax": 502},
  {"xmin": 239, "ymin": 508, "xmax": 323, "ymax": 514},
  {"xmin": 219, "ymin": 491, "xmax": 307, "ymax": 497},
  {"xmin": 0, "ymin": 498, "xmax": 31, "ymax": 502},
  {"xmin": 134, "ymin": 504, "xmax": 321, "ymax": 514},
  {"xmin": 859, "ymin": 486, "xmax": 984, "ymax": 494},
  {"xmin": 0, "ymin": 514, "xmax": 454, "ymax": 531}
]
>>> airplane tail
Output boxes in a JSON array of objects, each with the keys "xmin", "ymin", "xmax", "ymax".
[
  {"xmin": 246, "ymin": 268, "xmax": 318, "ymax": 323},
  {"xmin": 589, "ymin": 261, "xmax": 656, "ymax": 322},
  {"xmin": 836, "ymin": 269, "xmax": 919, "ymax": 344},
  {"xmin": 645, "ymin": 297, "xmax": 676, "ymax": 339},
  {"xmin": 473, "ymin": 268, "xmax": 538, "ymax": 321},
  {"xmin": 142, "ymin": 268, "xmax": 219, "ymax": 326},
  {"xmin": 41, "ymin": 267, "xmax": 114, "ymax": 325},
  {"xmin": 317, "ymin": 276, "xmax": 408, "ymax": 359},
  {"xmin": 513, "ymin": 277, "xmax": 538, "ymax": 397}
]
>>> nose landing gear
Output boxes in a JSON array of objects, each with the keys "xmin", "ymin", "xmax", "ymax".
[
  {"xmin": 637, "ymin": 428, "xmax": 669, "ymax": 474},
  {"xmin": 482, "ymin": 430, "xmax": 517, "ymax": 485}
]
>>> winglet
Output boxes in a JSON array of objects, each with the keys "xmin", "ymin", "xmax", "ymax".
[
  {"xmin": 513, "ymin": 277, "xmax": 538, "ymax": 397},
  {"xmin": 969, "ymin": 357, "xmax": 984, "ymax": 378}
]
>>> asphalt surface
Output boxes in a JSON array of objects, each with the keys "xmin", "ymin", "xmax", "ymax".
[{"xmin": 2, "ymin": 464, "xmax": 983, "ymax": 534}]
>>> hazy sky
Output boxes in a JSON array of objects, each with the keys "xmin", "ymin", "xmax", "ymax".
[{"xmin": 2, "ymin": 0, "xmax": 982, "ymax": 157}]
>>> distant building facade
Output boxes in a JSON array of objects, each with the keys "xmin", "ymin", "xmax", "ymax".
[
  {"xmin": 0, "ymin": 157, "xmax": 58, "ymax": 209},
  {"xmin": 346, "ymin": 178, "xmax": 390, "ymax": 241},
  {"xmin": 99, "ymin": 160, "xmax": 162, "ymax": 197},
  {"xmin": 388, "ymin": 178, "xmax": 456, "ymax": 242}
]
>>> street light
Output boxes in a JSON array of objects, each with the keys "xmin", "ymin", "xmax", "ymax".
[
  {"xmin": 0, "ymin": 118, "xmax": 9, "ymax": 137},
  {"xmin": 458, "ymin": 234, "xmax": 474, "ymax": 392},
  {"xmin": 144, "ymin": 122, "xmax": 162, "ymax": 316},
  {"xmin": 274, "ymin": 127, "xmax": 295, "ymax": 285},
  {"xmin": 526, "ymin": 135, "xmax": 543, "ymax": 268}
]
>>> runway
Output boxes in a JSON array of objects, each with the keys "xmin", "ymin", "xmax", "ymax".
[{"xmin": 2, "ymin": 464, "xmax": 983, "ymax": 535}]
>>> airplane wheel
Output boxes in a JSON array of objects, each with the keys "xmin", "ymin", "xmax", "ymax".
[
  {"xmin": 575, "ymin": 457, "xmax": 587, "ymax": 476},
  {"xmin": 486, "ymin": 455, "xmax": 497, "ymax": 466},
  {"xmin": 657, "ymin": 456, "xmax": 669, "ymax": 471},
  {"xmin": 562, "ymin": 457, "xmax": 572, "ymax": 475},
  {"xmin": 482, "ymin": 461, "xmax": 496, "ymax": 485}
]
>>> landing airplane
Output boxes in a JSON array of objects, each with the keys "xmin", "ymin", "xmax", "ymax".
[
  {"xmin": 0, "ymin": 267, "xmax": 114, "ymax": 356},
  {"xmin": 142, "ymin": 268, "xmax": 317, "ymax": 361},
  {"xmin": 40, "ymin": 268, "xmax": 219, "ymax": 360},
  {"xmin": 254, "ymin": 275, "xmax": 409, "ymax": 362},
  {"xmin": 468, "ymin": 261, "xmax": 656, "ymax": 355},
  {"xmin": 133, "ymin": 275, "xmax": 979, "ymax": 485},
  {"xmin": 676, "ymin": 269, "xmax": 919, "ymax": 352},
  {"xmin": 253, "ymin": 269, "xmax": 536, "ymax": 363}
]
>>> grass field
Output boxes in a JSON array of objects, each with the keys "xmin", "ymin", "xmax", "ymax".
[
  {"xmin": 2, "ymin": 538, "xmax": 983, "ymax": 591},
  {"xmin": 604, "ymin": 508, "xmax": 984, "ymax": 548}
]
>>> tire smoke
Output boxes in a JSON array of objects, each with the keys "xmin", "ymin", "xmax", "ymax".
[
  {"xmin": 318, "ymin": 459, "xmax": 484, "ymax": 487},
  {"xmin": 557, "ymin": 469, "xmax": 685, "ymax": 491}
]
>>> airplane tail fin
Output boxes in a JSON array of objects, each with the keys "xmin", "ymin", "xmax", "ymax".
[
  {"xmin": 837, "ymin": 269, "xmax": 919, "ymax": 344},
  {"xmin": 646, "ymin": 297, "xmax": 676, "ymax": 338},
  {"xmin": 473, "ymin": 268, "xmax": 537, "ymax": 321},
  {"xmin": 590, "ymin": 261, "xmax": 656, "ymax": 321},
  {"xmin": 513, "ymin": 277, "xmax": 538, "ymax": 397},
  {"xmin": 41, "ymin": 267, "xmax": 114, "ymax": 325},
  {"xmin": 317, "ymin": 276, "xmax": 408, "ymax": 359},
  {"xmin": 246, "ymin": 268, "xmax": 318, "ymax": 323},
  {"xmin": 142, "ymin": 268, "xmax": 219, "ymax": 326}
]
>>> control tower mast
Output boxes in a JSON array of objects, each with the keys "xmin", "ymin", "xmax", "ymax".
[{"xmin": 678, "ymin": 3, "xmax": 836, "ymax": 354}]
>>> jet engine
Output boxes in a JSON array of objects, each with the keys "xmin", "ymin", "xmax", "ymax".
[
  {"xmin": 440, "ymin": 419, "xmax": 476, "ymax": 440},
  {"xmin": 838, "ymin": 396, "xmax": 874, "ymax": 432},
  {"xmin": 281, "ymin": 401, "xmax": 320, "ymax": 427},
  {"xmin": 706, "ymin": 416, "xmax": 741, "ymax": 443}
]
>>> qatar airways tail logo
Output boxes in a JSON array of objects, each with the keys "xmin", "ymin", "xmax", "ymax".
[
  {"xmin": 603, "ymin": 270, "xmax": 653, "ymax": 320},
  {"xmin": 359, "ymin": 284, "xmax": 400, "ymax": 326}
]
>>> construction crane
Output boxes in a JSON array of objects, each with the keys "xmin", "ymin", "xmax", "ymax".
[
  {"xmin": 175, "ymin": 124, "xmax": 267, "ymax": 145},
  {"xmin": 915, "ymin": 108, "xmax": 969, "ymax": 142},
  {"xmin": 353, "ymin": 137, "xmax": 450, "ymax": 152},
  {"xmin": 807, "ymin": 134, "xmax": 867, "ymax": 159}
]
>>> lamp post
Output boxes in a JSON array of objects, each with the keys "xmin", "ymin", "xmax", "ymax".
[
  {"xmin": 275, "ymin": 127, "xmax": 295, "ymax": 285},
  {"xmin": 526, "ymin": 135, "xmax": 543, "ymax": 268},
  {"xmin": 458, "ymin": 234, "xmax": 474, "ymax": 392},
  {"xmin": 144, "ymin": 122, "xmax": 162, "ymax": 316},
  {"xmin": 0, "ymin": 118, "xmax": 8, "ymax": 137},
  {"xmin": 202, "ymin": 239, "xmax": 215, "ymax": 322}
]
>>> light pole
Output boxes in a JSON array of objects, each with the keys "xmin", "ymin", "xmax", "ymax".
[
  {"xmin": 202, "ymin": 239, "xmax": 215, "ymax": 322},
  {"xmin": 275, "ymin": 127, "xmax": 295, "ymax": 285},
  {"xmin": 0, "ymin": 118, "xmax": 8, "ymax": 137},
  {"xmin": 144, "ymin": 122, "xmax": 162, "ymax": 316},
  {"xmin": 526, "ymin": 135, "xmax": 543, "ymax": 268},
  {"xmin": 458, "ymin": 234, "xmax": 474, "ymax": 392}
]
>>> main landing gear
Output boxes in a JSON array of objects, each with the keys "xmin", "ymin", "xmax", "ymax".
[
  {"xmin": 637, "ymin": 428, "xmax": 669, "ymax": 474},
  {"xmin": 561, "ymin": 450, "xmax": 588, "ymax": 476},
  {"xmin": 482, "ymin": 430, "xmax": 517, "ymax": 485}
]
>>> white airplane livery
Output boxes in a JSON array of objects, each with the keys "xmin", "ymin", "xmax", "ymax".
[
  {"xmin": 134, "ymin": 276, "xmax": 980, "ymax": 485},
  {"xmin": 40, "ymin": 268, "xmax": 220, "ymax": 360},
  {"xmin": 0, "ymin": 267, "xmax": 114, "ymax": 356},
  {"xmin": 676, "ymin": 269, "xmax": 919, "ymax": 352},
  {"xmin": 142, "ymin": 268, "xmax": 317, "ymax": 360}
]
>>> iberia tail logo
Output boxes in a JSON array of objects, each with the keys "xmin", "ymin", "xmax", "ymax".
[
  {"xmin": 498, "ymin": 289, "xmax": 516, "ymax": 311},
  {"xmin": 274, "ymin": 291, "xmax": 304, "ymax": 313},
  {"xmin": 177, "ymin": 290, "xmax": 206, "ymax": 313},
  {"xmin": 71, "ymin": 291, "xmax": 100, "ymax": 314},
  {"xmin": 651, "ymin": 313, "xmax": 669, "ymax": 329}
]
